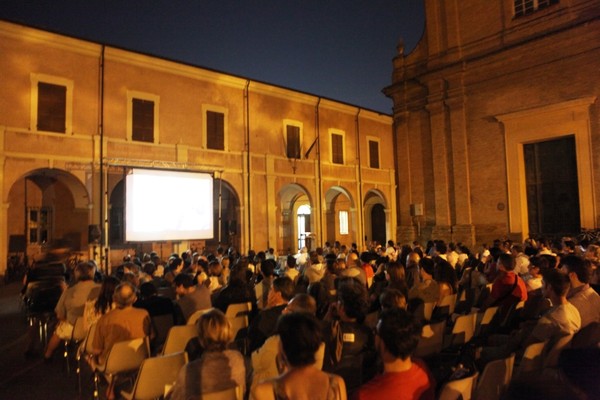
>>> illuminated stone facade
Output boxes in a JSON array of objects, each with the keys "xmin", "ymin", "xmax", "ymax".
[
  {"xmin": 385, "ymin": 0, "xmax": 600, "ymax": 246},
  {"xmin": 0, "ymin": 21, "xmax": 395, "ymax": 273}
]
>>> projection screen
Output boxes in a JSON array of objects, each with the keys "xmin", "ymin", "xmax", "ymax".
[{"xmin": 125, "ymin": 168, "xmax": 213, "ymax": 241}]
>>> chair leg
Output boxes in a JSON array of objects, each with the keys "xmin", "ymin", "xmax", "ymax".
[{"xmin": 93, "ymin": 372, "xmax": 100, "ymax": 400}]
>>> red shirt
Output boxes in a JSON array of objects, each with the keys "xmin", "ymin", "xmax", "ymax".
[
  {"xmin": 353, "ymin": 359, "xmax": 435, "ymax": 400},
  {"xmin": 490, "ymin": 271, "xmax": 528, "ymax": 306}
]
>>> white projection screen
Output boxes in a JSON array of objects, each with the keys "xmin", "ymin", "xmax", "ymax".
[{"xmin": 125, "ymin": 168, "xmax": 214, "ymax": 241}]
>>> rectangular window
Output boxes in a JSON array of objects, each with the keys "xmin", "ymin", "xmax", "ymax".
[
  {"xmin": 514, "ymin": 0, "xmax": 559, "ymax": 17},
  {"xmin": 331, "ymin": 133, "xmax": 344, "ymax": 164},
  {"xmin": 368, "ymin": 139, "xmax": 380, "ymax": 169},
  {"xmin": 286, "ymin": 125, "xmax": 301, "ymax": 159},
  {"xmin": 37, "ymin": 82, "xmax": 66, "ymax": 133},
  {"xmin": 132, "ymin": 98, "xmax": 154, "ymax": 143},
  {"xmin": 206, "ymin": 111, "xmax": 225, "ymax": 150},
  {"xmin": 339, "ymin": 211, "xmax": 349, "ymax": 235}
]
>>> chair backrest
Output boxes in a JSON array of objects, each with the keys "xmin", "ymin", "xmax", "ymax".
[
  {"xmin": 474, "ymin": 353, "xmax": 515, "ymax": 400},
  {"xmin": 103, "ymin": 337, "xmax": 150, "ymax": 375},
  {"xmin": 515, "ymin": 340, "xmax": 547, "ymax": 378},
  {"xmin": 187, "ymin": 308, "xmax": 213, "ymax": 326},
  {"xmin": 414, "ymin": 320, "xmax": 446, "ymax": 358},
  {"xmin": 127, "ymin": 351, "xmax": 188, "ymax": 400},
  {"xmin": 82, "ymin": 321, "xmax": 97, "ymax": 356},
  {"xmin": 71, "ymin": 316, "xmax": 87, "ymax": 342},
  {"xmin": 162, "ymin": 325, "xmax": 198, "ymax": 356},
  {"xmin": 225, "ymin": 302, "xmax": 252, "ymax": 339},
  {"xmin": 439, "ymin": 372, "xmax": 478, "ymax": 400},
  {"xmin": 202, "ymin": 385, "xmax": 243, "ymax": 400},
  {"xmin": 438, "ymin": 294, "xmax": 458, "ymax": 315},
  {"xmin": 451, "ymin": 312, "xmax": 477, "ymax": 346},
  {"xmin": 543, "ymin": 334, "xmax": 573, "ymax": 369},
  {"xmin": 474, "ymin": 306, "xmax": 499, "ymax": 337}
]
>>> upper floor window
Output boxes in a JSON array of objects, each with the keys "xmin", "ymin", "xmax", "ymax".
[
  {"xmin": 514, "ymin": 0, "xmax": 559, "ymax": 17},
  {"xmin": 203, "ymin": 106, "xmax": 227, "ymax": 150},
  {"xmin": 127, "ymin": 91, "xmax": 159, "ymax": 143},
  {"xmin": 284, "ymin": 120, "xmax": 302, "ymax": 159},
  {"xmin": 331, "ymin": 131, "xmax": 344, "ymax": 165},
  {"xmin": 368, "ymin": 137, "xmax": 380, "ymax": 169},
  {"xmin": 31, "ymin": 74, "xmax": 73, "ymax": 134}
]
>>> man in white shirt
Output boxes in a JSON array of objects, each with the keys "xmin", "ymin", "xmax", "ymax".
[
  {"xmin": 511, "ymin": 243, "xmax": 530, "ymax": 276},
  {"xmin": 562, "ymin": 255, "xmax": 600, "ymax": 328}
]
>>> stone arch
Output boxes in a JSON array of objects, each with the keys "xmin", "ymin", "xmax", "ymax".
[
  {"xmin": 6, "ymin": 168, "xmax": 91, "ymax": 259},
  {"xmin": 278, "ymin": 183, "xmax": 313, "ymax": 253},
  {"xmin": 363, "ymin": 189, "xmax": 390, "ymax": 247},
  {"xmin": 324, "ymin": 185, "xmax": 356, "ymax": 247}
]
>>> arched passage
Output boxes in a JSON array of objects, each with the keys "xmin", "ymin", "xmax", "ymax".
[
  {"xmin": 278, "ymin": 184, "xmax": 313, "ymax": 253},
  {"xmin": 324, "ymin": 186, "xmax": 356, "ymax": 247},
  {"xmin": 364, "ymin": 189, "xmax": 389, "ymax": 247},
  {"xmin": 6, "ymin": 168, "xmax": 90, "ymax": 261}
]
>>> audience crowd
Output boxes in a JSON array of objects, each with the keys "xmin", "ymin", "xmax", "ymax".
[{"xmin": 21, "ymin": 236, "xmax": 600, "ymax": 399}]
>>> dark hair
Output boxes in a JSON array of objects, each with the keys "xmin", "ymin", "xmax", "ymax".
[
  {"xmin": 419, "ymin": 257, "xmax": 435, "ymax": 276},
  {"xmin": 541, "ymin": 268, "xmax": 570, "ymax": 297},
  {"xmin": 386, "ymin": 261, "xmax": 406, "ymax": 283},
  {"xmin": 277, "ymin": 313, "xmax": 322, "ymax": 367},
  {"xmin": 434, "ymin": 259, "xmax": 458, "ymax": 292},
  {"xmin": 272, "ymin": 276, "xmax": 295, "ymax": 301},
  {"xmin": 173, "ymin": 273, "xmax": 194, "ymax": 288},
  {"xmin": 497, "ymin": 253, "xmax": 516, "ymax": 271},
  {"xmin": 261, "ymin": 259, "xmax": 276, "ymax": 277},
  {"xmin": 94, "ymin": 276, "xmax": 120, "ymax": 314},
  {"xmin": 376, "ymin": 308, "xmax": 420, "ymax": 360},
  {"xmin": 337, "ymin": 277, "xmax": 368, "ymax": 322},
  {"xmin": 435, "ymin": 241, "xmax": 447, "ymax": 255},
  {"xmin": 379, "ymin": 288, "xmax": 406, "ymax": 311},
  {"xmin": 139, "ymin": 281, "xmax": 158, "ymax": 299},
  {"xmin": 560, "ymin": 255, "xmax": 590, "ymax": 283}
]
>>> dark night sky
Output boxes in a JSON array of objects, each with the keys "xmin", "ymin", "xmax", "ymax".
[{"xmin": 0, "ymin": 1, "xmax": 425, "ymax": 114}]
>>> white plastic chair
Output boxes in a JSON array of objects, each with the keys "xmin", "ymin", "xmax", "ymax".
[
  {"xmin": 439, "ymin": 372, "xmax": 478, "ymax": 400},
  {"xmin": 473, "ymin": 353, "xmax": 515, "ymax": 400},
  {"xmin": 161, "ymin": 325, "xmax": 198, "ymax": 356},
  {"xmin": 121, "ymin": 351, "xmax": 188, "ymax": 400}
]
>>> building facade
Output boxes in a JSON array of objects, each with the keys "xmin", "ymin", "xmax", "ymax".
[
  {"xmin": 385, "ymin": 0, "xmax": 600, "ymax": 246},
  {"xmin": 0, "ymin": 21, "xmax": 396, "ymax": 274}
]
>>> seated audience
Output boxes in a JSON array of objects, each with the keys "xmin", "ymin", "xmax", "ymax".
[
  {"xmin": 83, "ymin": 275, "xmax": 119, "ymax": 331},
  {"xmin": 408, "ymin": 258, "xmax": 439, "ymax": 304},
  {"xmin": 353, "ymin": 308, "xmax": 435, "ymax": 400},
  {"xmin": 251, "ymin": 312, "xmax": 346, "ymax": 400},
  {"xmin": 169, "ymin": 309, "xmax": 246, "ymax": 400},
  {"xmin": 173, "ymin": 273, "xmax": 211, "ymax": 324}
]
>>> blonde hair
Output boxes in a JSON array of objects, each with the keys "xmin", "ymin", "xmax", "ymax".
[{"xmin": 197, "ymin": 309, "xmax": 233, "ymax": 351}]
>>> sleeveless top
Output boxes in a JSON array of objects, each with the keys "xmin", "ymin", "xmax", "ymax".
[{"xmin": 272, "ymin": 373, "xmax": 342, "ymax": 400}]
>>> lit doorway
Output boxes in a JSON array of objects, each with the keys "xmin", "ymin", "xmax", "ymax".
[{"xmin": 297, "ymin": 204, "xmax": 311, "ymax": 250}]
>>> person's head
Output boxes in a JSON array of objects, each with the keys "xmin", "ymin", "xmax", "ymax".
[
  {"xmin": 208, "ymin": 259, "xmax": 223, "ymax": 277},
  {"xmin": 261, "ymin": 259, "xmax": 276, "ymax": 278},
  {"xmin": 435, "ymin": 241, "xmax": 447, "ymax": 256},
  {"xmin": 379, "ymin": 288, "xmax": 407, "ymax": 311},
  {"xmin": 541, "ymin": 268, "xmax": 570, "ymax": 300},
  {"xmin": 173, "ymin": 273, "xmax": 195, "ymax": 295},
  {"xmin": 560, "ymin": 255, "xmax": 590, "ymax": 285},
  {"xmin": 277, "ymin": 313, "xmax": 322, "ymax": 367},
  {"xmin": 74, "ymin": 261, "xmax": 95, "ymax": 282},
  {"xmin": 386, "ymin": 261, "xmax": 405, "ymax": 283},
  {"xmin": 434, "ymin": 259, "xmax": 458, "ymax": 290},
  {"xmin": 139, "ymin": 281, "xmax": 157, "ymax": 299},
  {"xmin": 113, "ymin": 282, "xmax": 138, "ymax": 308},
  {"xmin": 497, "ymin": 253, "xmax": 516, "ymax": 272},
  {"xmin": 286, "ymin": 255, "xmax": 297, "ymax": 269},
  {"xmin": 375, "ymin": 308, "xmax": 420, "ymax": 361},
  {"xmin": 268, "ymin": 276, "xmax": 295, "ymax": 307},
  {"xmin": 196, "ymin": 309, "xmax": 233, "ymax": 351},
  {"xmin": 284, "ymin": 293, "xmax": 317, "ymax": 315},
  {"xmin": 406, "ymin": 251, "xmax": 420, "ymax": 268},
  {"xmin": 336, "ymin": 277, "xmax": 368, "ymax": 322},
  {"xmin": 419, "ymin": 257, "xmax": 434, "ymax": 279}
]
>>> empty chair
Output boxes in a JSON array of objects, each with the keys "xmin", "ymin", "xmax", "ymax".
[
  {"xmin": 93, "ymin": 337, "xmax": 150, "ymax": 400},
  {"xmin": 121, "ymin": 351, "xmax": 188, "ymax": 400},
  {"xmin": 202, "ymin": 385, "xmax": 244, "ymax": 400},
  {"xmin": 162, "ymin": 325, "xmax": 198, "ymax": 356},
  {"xmin": 473, "ymin": 353, "xmax": 515, "ymax": 400},
  {"xmin": 444, "ymin": 312, "xmax": 477, "ymax": 349},
  {"xmin": 514, "ymin": 341, "xmax": 547, "ymax": 378},
  {"xmin": 414, "ymin": 320, "xmax": 446, "ymax": 359},
  {"xmin": 187, "ymin": 308, "xmax": 213, "ymax": 326},
  {"xmin": 438, "ymin": 372, "xmax": 478, "ymax": 400}
]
